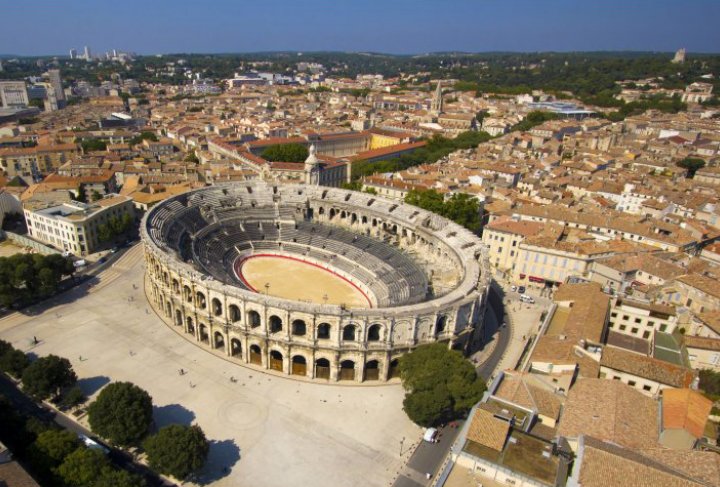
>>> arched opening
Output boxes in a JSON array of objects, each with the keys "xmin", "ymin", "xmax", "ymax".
[
  {"xmin": 315, "ymin": 358, "xmax": 330, "ymax": 380},
  {"xmin": 229, "ymin": 305, "xmax": 241, "ymax": 323},
  {"xmin": 199, "ymin": 323, "xmax": 209, "ymax": 343},
  {"xmin": 350, "ymin": 213, "xmax": 357, "ymax": 224},
  {"xmin": 388, "ymin": 358, "xmax": 400, "ymax": 379},
  {"xmin": 175, "ymin": 309, "xmax": 183, "ymax": 326},
  {"xmin": 269, "ymin": 315, "xmax": 283, "ymax": 334},
  {"xmin": 317, "ymin": 323, "xmax": 331, "ymax": 339},
  {"xmin": 183, "ymin": 285, "xmax": 192, "ymax": 302},
  {"xmin": 340, "ymin": 210, "xmax": 346, "ymax": 219},
  {"xmin": 291, "ymin": 355, "xmax": 307, "ymax": 376},
  {"xmin": 196, "ymin": 291, "xmax": 206, "ymax": 309},
  {"xmin": 364, "ymin": 360, "xmax": 380, "ymax": 381},
  {"xmin": 339, "ymin": 360, "xmax": 355, "ymax": 381},
  {"xmin": 342, "ymin": 324, "xmax": 356, "ymax": 341},
  {"xmin": 361, "ymin": 215, "xmax": 368, "ymax": 224},
  {"xmin": 249, "ymin": 344, "xmax": 262, "ymax": 365},
  {"xmin": 367, "ymin": 324, "xmax": 382, "ymax": 342},
  {"xmin": 230, "ymin": 338, "xmax": 242, "ymax": 358},
  {"xmin": 214, "ymin": 331, "xmax": 225, "ymax": 350},
  {"xmin": 318, "ymin": 207, "xmax": 325, "ymax": 215},
  {"xmin": 165, "ymin": 301, "xmax": 172, "ymax": 317},
  {"xmin": 248, "ymin": 310, "xmax": 261, "ymax": 328},
  {"xmin": 269, "ymin": 350, "xmax": 283, "ymax": 372},
  {"xmin": 172, "ymin": 279, "xmax": 180, "ymax": 294},
  {"xmin": 211, "ymin": 298, "xmax": 222, "ymax": 316},
  {"xmin": 436, "ymin": 315, "xmax": 447, "ymax": 335},
  {"xmin": 292, "ymin": 319, "xmax": 306, "ymax": 336},
  {"xmin": 186, "ymin": 317, "xmax": 195, "ymax": 335},
  {"xmin": 329, "ymin": 208, "xmax": 336, "ymax": 220}
]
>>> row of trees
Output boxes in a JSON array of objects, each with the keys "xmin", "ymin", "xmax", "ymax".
[
  {"xmin": 405, "ymin": 188, "xmax": 482, "ymax": 234},
  {"xmin": 260, "ymin": 143, "xmax": 309, "ymax": 163},
  {"xmin": 351, "ymin": 131, "xmax": 492, "ymax": 179},
  {"xmin": 0, "ymin": 253, "xmax": 76, "ymax": 308},
  {"xmin": 0, "ymin": 342, "xmax": 210, "ymax": 481},
  {"xmin": 399, "ymin": 343, "xmax": 486, "ymax": 427},
  {"xmin": 87, "ymin": 382, "xmax": 209, "ymax": 480}
]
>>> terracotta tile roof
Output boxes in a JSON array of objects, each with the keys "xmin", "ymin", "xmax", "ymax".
[
  {"xmin": 695, "ymin": 311, "xmax": 720, "ymax": 335},
  {"xmin": 676, "ymin": 273, "xmax": 720, "ymax": 300},
  {"xmin": 683, "ymin": 335, "xmax": 720, "ymax": 351},
  {"xmin": 557, "ymin": 379, "xmax": 659, "ymax": 449},
  {"xmin": 637, "ymin": 448, "xmax": 720, "ymax": 487},
  {"xmin": 466, "ymin": 408, "xmax": 511, "ymax": 452},
  {"xmin": 494, "ymin": 372, "xmax": 563, "ymax": 420},
  {"xmin": 600, "ymin": 347, "xmax": 695, "ymax": 388},
  {"xmin": 577, "ymin": 436, "xmax": 707, "ymax": 487},
  {"xmin": 485, "ymin": 218, "xmax": 545, "ymax": 238},
  {"xmin": 0, "ymin": 461, "xmax": 41, "ymax": 487},
  {"xmin": 662, "ymin": 388, "xmax": 713, "ymax": 439}
]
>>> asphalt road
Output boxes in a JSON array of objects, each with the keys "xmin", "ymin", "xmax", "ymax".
[{"xmin": 392, "ymin": 288, "xmax": 509, "ymax": 487}]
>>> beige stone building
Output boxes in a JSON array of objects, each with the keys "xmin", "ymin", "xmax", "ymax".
[
  {"xmin": 24, "ymin": 195, "xmax": 134, "ymax": 255},
  {"xmin": 608, "ymin": 298, "xmax": 678, "ymax": 341},
  {"xmin": 599, "ymin": 347, "xmax": 695, "ymax": 396}
]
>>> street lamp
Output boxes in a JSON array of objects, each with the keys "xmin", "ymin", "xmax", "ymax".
[
  {"xmin": 399, "ymin": 436, "xmax": 405, "ymax": 456},
  {"xmin": 264, "ymin": 283, "xmax": 270, "ymax": 295}
]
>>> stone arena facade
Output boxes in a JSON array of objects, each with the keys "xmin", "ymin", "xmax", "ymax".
[{"xmin": 141, "ymin": 182, "xmax": 491, "ymax": 382}]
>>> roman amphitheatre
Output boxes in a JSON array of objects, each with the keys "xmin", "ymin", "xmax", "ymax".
[{"xmin": 142, "ymin": 181, "xmax": 491, "ymax": 382}]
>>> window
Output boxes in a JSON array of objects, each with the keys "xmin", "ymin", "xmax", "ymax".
[
  {"xmin": 611, "ymin": 312, "xmax": 618, "ymax": 318},
  {"xmin": 642, "ymin": 331, "xmax": 650, "ymax": 339},
  {"xmin": 619, "ymin": 325, "xmax": 627, "ymax": 331},
  {"xmin": 643, "ymin": 385, "xmax": 652, "ymax": 391},
  {"xmin": 622, "ymin": 315, "xmax": 629, "ymax": 321},
  {"xmin": 635, "ymin": 318, "xmax": 642, "ymax": 324},
  {"xmin": 647, "ymin": 321, "xmax": 655, "ymax": 327},
  {"xmin": 628, "ymin": 381, "xmax": 636, "ymax": 386},
  {"xmin": 659, "ymin": 324, "xmax": 667, "ymax": 332}
]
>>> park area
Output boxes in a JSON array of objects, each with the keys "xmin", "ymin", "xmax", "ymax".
[{"xmin": 0, "ymin": 245, "xmax": 419, "ymax": 486}]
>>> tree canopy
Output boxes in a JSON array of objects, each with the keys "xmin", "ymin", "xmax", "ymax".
[
  {"xmin": 399, "ymin": 343, "xmax": 486, "ymax": 426},
  {"xmin": 88, "ymin": 382, "xmax": 153, "ymax": 446},
  {"xmin": 143, "ymin": 424, "xmax": 209, "ymax": 480},
  {"xmin": 405, "ymin": 189, "xmax": 481, "ymax": 234},
  {"xmin": 21, "ymin": 355, "xmax": 77, "ymax": 401},
  {"xmin": 56, "ymin": 447, "xmax": 109, "ymax": 487},
  {"xmin": 28, "ymin": 429, "xmax": 81, "ymax": 477},
  {"xmin": 676, "ymin": 157, "xmax": 706, "ymax": 178},
  {"xmin": 0, "ymin": 253, "xmax": 75, "ymax": 307},
  {"xmin": 260, "ymin": 143, "xmax": 309, "ymax": 163}
]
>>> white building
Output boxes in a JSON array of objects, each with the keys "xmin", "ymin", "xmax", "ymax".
[
  {"xmin": 0, "ymin": 81, "xmax": 29, "ymax": 108},
  {"xmin": 24, "ymin": 195, "xmax": 134, "ymax": 255}
]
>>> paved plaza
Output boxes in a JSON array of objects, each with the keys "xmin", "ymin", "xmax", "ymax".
[{"xmin": 0, "ymin": 245, "xmax": 420, "ymax": 487}]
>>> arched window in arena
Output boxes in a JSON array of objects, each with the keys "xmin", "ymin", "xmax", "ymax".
[
  {"xmin": 172, "ymin": 279, "xmax": 180, "ymax": 294},
  {"xmin": 292, "ymin": 319, "xmax": 307, "ymax": 336},
  {"xmin": 269, "ymin": 315, "xmax": 283, "ymax": 333},
  {"xmin": 364, "ymin": 360, "xmax": 380, "ymax": 381},
  {"xmin": 248, "ymin": 310, "xmax": 261, "ymax": 328},
  {"xmin": 211, "ymin": 298, "xmax": 222, "ymax": 316},
  {"xmin": 329, "ymin": 208, "xmax": 336, "ymax": 220},
  {"xmin": 230, "ymin": 338, "xmax": 242, "ymax": 358},
  {"xmin": 342, "ymin": 324, "xmax": 356, "ymax": 341},
  {"xmin": 175, "ymin": 310, "xmax": 183, "ymax": 326},
  {"xmin": 291, "ymin": 355, "xmax": 307, "ymax": 376},
  {"xmin": 249, "ymin": 344, "xmax": 262, "ymax": 365},
  {"xmin": 317, "ymin": 323, "xmax": 331, "ymax": 339},
  {"xmin": 339, "ymin": 360, "xmax": 355, "ymax": 381},
  {"xmin": 388, "ymin": 359, "xmax": 400, "ymax": 379},
  {"xmin": 199, "ymin": 324, "xmax": 209, "ymax": 343},
  {"xmin": 367, "ymin": 324, "xmax": 382, "ymax": 342},
  {"xmin": 269, "ymin": 350, "xmax": 283, "ymax": 371},
  {"xmin": 229, "ymin": 305, "xmax": 241, "ymax": 323},
  {"xmin": 315, "ymin": 358, "xmax": 330, "ymax": 380},
  {"xmin": 183, "ymin": 285, "xmax": 192, "ymax": 302},
  {"xmin": 435, "ymin": 315, "xmax": 447, "ymax": 335},
  {"xmin": 350, "ymin": 213, "xmax": 357, "ymax": 224},
  {"xmin": 196, "ymin": 292, "xmax": 206, "ymax": 309},
  {"xmin": 186, "ymin": 317, "xmax": 194, "ymax": 335},
  {"xmin": 214, "ymin": 331, "xmax": 225, "ymax": 350}
]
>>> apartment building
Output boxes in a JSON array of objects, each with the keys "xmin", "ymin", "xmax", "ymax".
[
  {"xmin": 599, "ymin": 347, "xmax": 695, "ymax": 396},
  {"xmin": 608, "ymin": 298, "xmax": 678, "ymax": 341},
  {"xmin": 24, "ymin": 195, "xmax": 134, "ymax": 255},
  {"xmin": 0, "ymin": 80, "xmax": 28, "ymax": 108},
  {"xmin": 481, "ymin": 218, "xmax": 544, "ymax": 275}
]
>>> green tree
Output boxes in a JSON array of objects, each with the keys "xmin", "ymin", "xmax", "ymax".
[
  {"xmin": 56, "ymin": 447, "xmax": 109, "ymax": 487},
  {"xmin": 76, "ymin": 184, "xmax": 88, "ymax": 203},
  {"xmin": 21, "ymin": 355, "xmax": 78, "ymax": 401},
  {"xmin": 184, "ymin": 151, "xmax": 199, "ymax": 163},
  {"xmin": 29, "ymin": 429, "xmax": 81, "ymax": 475},
  {"xmin": 81, "ymin": 139, "xmax": 107, "ymax": 152},
  {"xmin": 129, "ymin": 131, "xmax": 158, "ymax": 146},
  {"xmin": 60, "ymin": 385, "xmax": 87, "ymax": 409},
  {"xmin": 260, "ymin": 143, "xmax": 309, "ymax": 163},
  {"xmin": 0, "ymin": 349, "xmax": 30, "ymax": 378},
  {"xmin": 88, "ymin": 382, "xmax": 153, "ymax": 446},
  {"xmin": 405, "ymin": 189, "xmax": 481, "ymax": 233},
  {"xmin": 399, "ymin": 343, "xmax": 486, "ymax": 426},
  {"xmin": 677, "ymin": 157, "xmax": 706, "ymax": 178},
  {"xmin": 93, "ymin": 467, "xmax": 146, "ymax": 487},
  {"xmin": 91, "ymin": 190, "xmax": 103, "ymax": 202},
  {"xmin": 143, "ymin": 424, "xmax": 209, "ymax": 480}
]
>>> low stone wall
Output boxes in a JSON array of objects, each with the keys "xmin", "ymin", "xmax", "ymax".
[{"xmin": 0, "ymin": 230, "xmax": 60, "ymax": 256}]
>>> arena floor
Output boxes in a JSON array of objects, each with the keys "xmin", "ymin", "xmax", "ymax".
[{"xmin": 236, "ymin": 254, "xmax": 372, "ymax": 308}]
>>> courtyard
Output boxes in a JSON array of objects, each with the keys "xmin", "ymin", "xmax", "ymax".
[{"xmin": 0, "ymin": 245, "xmax": 420, "ymax": 487}]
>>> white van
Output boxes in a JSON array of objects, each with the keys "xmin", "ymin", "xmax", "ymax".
[
  {"xmin": 520, "ymin": 294, "xmax": 535, "ymax": 304},
  {"xmin": 423, "ymin": 427, "xmax": 438, "ymax": 443}
]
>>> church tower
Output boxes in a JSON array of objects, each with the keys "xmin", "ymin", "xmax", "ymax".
[
  {"xmin": 431, "ymin": 81, "xmax": 444, "ymax": 114},
  {"xmin": 304, "ymin": 144, "xmax": 320, "ymax": 185}
]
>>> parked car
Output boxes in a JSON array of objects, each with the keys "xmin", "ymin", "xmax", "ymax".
[
  {"xmin": 518, "ymin": 286, "xmax": 526, "ymax": 294},
  {"xmin": 510, "ymin": 285, "xmax": 517, "ymax": 292},
  {"xmin": 520, "ymin": 294, "xmax": 535, "ymax": 304},
  {"xmin": 423, "ymin": 427, "xmax": 439, "ymax": 443},
  {"xmin": 78, "ymin": 434, "xmax": 110, "ymax": 455}
]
